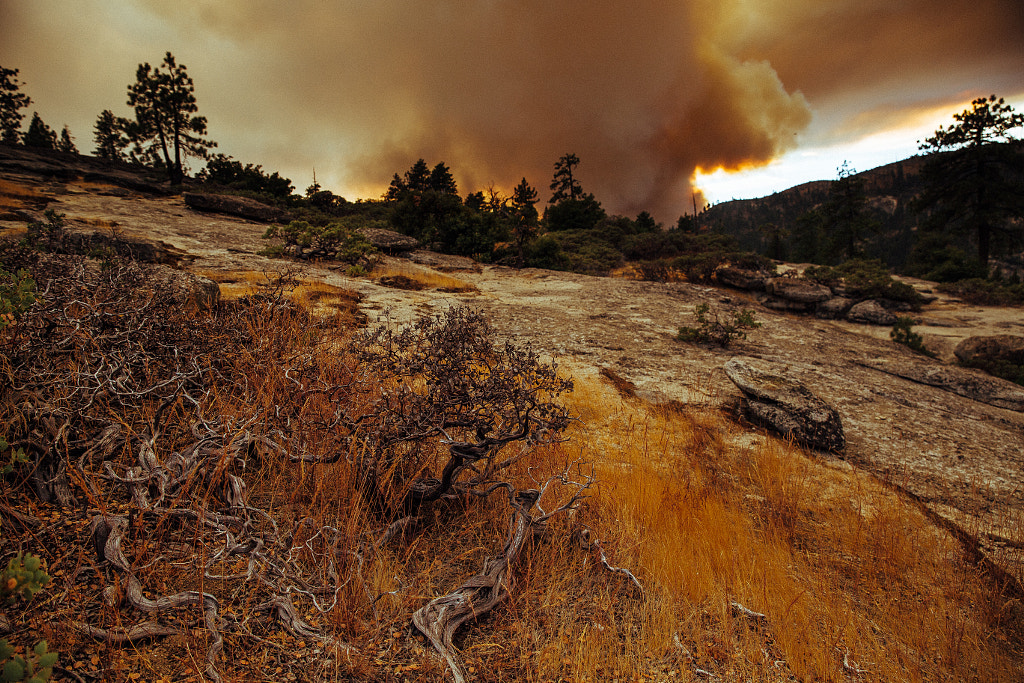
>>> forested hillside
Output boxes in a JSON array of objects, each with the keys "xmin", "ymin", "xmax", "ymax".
[{"xmin": 700, "ymin": 156, "xmax": 930, "ymax": 269}]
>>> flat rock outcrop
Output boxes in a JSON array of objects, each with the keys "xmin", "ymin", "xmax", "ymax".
[
  {"xmin": 716, "ymin": 267, "xmax": 769, "ymax": 291},
  {"xmin": 846, "ymin": 299, "xmax": 897, "ymax": 325},
  {"xmin": 0, "ymin": 144, "xmax": 172, "ymax": 195},
  {"xmin": 183, "ymin": 192, "xmax": 290, "ymax": 223},
  {"xmin": 357, "ymin": 227, "xmax": 420, "ymax": 253},
  {"xmin": 765, "ymin": 277, "xmax": 833, "ymax": 304},
  {"xmin": 724, "ymin": 357, "xmax": 846, "ymax": 452}
]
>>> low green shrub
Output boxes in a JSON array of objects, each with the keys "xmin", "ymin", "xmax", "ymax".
[
  {"xmin": 804, "ymin": 259, "xmax": 923, "ymax": 307},
  {"xmin": 256, "ymin": 244, "xmax": 284, "ymax": 258},
  {"xmin": 1, "ymin": 553, "xmax": 50, "ymax": 602},
  {"xmin": 0, "ymin": 639, "xmax": 57, "ymax": 683},
  {"xmin": 263, "ymin": 217, "xmax": 378, "ymax": 263},
  {"xmin": 1, "ymin": 553, "xmax": 56, "ymax": 682},
  {"xmin": 23, "ymin": 210, "xmax": 66, "ymax": 252},
  {"xmin": 1, "ymin": 436, "xmax": 28, "ymax": 476},
  {"xmin": 677, "ymin": 303, "xmax": 761, "ymax": 347},
  {"xmin": 635, "ymin": 251, "xmax": 775, "ymax": 284},
  {"xmin": 0, "ymin": 268, "xmax": 37, "ymax": 330},
  {"xmin": 959, "ymin": 358, "xmax": 1024, "ymax": 386},
  {"xmin": 936, "ymin": 279, "xmax": 1024, "ymax": 307},
  {"xmin": 672, "ymin": 252, "xmax": 727, "ymax": 283}
]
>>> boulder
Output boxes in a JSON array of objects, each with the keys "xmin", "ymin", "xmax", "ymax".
[
  {"xmin": 954, "ymin": 335, "xmax": 1024, "ymax": 366},
  {"xmin": 815, "ymin": 296, "xmax": 854, "ymax": 319},
  {"xmin": 183, "ymin": 192, "xmax": 290, "ymax": 223},
  {"xmin": 846, "ymin": 299, "xmax": 896, "ymax": 325},
  {"xmin": 765, "ymin": 277, "xmax": 833, "ymax": 303},
  {"xmin": 408, "ymin": 250, "xmax": 482, "ymax": 273},
  {"xmin": 357, "ymin": 227, "xmax": 420, "ymax": 253},
  {"xmin": 877, "ymin": 298, "xmax": 917, "ymax": 313},
  {"xmin": 724, "ymin": 358, "xmax": 845, "ymax": 452},
  {"xmin": 716, "ymin": 267, "xmax": 769, "ymax": 291},
  {"xmin": 759, "ymin": 296, "xmax": 814, "ymax": 313}
]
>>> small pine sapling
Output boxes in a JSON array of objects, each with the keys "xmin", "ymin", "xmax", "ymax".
[{"xmin": 890, "ymin": 316, "xmax": 936, "ymax": 357}]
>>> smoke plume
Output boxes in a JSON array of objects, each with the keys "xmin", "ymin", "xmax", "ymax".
[{"xmin": 2, "ymin": 0, "xmax": 1022, "ymax": 218}]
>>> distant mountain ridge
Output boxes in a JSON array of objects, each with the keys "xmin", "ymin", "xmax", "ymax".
[{"xmin": 700, "ymin": 155, "xmax": 931, "ymax": 267}]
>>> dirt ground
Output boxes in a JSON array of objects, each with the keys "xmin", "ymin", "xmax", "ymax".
[{"xmin": 4, "ymin": 179, "xmax": 1023, "ymax": 583}]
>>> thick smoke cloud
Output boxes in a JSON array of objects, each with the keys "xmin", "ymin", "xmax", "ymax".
[
  {"xmin": 84, "ymin": 0, "xmax": 817, "ymax": 218},
  {"xmin": 2, "ymin": 0, "xmax": 1022, "ymax": 218}
]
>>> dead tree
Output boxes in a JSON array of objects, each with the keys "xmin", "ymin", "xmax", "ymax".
[{"xmin": 345, "ymin": 307, "xmax": 575, "ymax": 514}]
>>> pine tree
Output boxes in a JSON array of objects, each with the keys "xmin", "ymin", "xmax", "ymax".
[
  {"xmin": 549, "ymin": 153, "xmax": 582, "ymax": 203},
  {"xmin": 92, "ymin": 109, "xmax": 128, "ymax": 161},
  {"xmin": 56, "ymin": 125, "xmax": 77, "ymax": 154},
  {"xmin": 0, "ymin": 66, "xmax": 31, "ymax": 144},
  {"xmin": 22, "ymin": 112, "xmax": 57, "ymax": 149},
  {"xmin": 915, "ymin": 95, "xmax": 1024, "ymax": 269},
  {"xmin": 511, "ymin": 177, "xmax": 539, "ymax": 267},
  {"xmin": 126, "ymin": 52, "xmax": 216, "ymax": 183}
]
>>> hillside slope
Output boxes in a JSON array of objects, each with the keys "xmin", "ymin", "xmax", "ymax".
[{"xmin": 2, "ymin": 148, "xmax": 1024, "ymax": 682}]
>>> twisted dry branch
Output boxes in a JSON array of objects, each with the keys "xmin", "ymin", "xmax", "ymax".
[{"xmin": 412, "ymin": 468, "xmax": 604, "ymax": 683}]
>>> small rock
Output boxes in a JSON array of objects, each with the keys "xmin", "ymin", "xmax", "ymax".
[
  {"xmin": 759, "ymin": 295, "xmax": 813, "ymax": 312},
  {"xmin": 724, "ymin": 358, "xmax": 845, "ymax": 452},
  {"xmin": 357, "ymin": 227, "xmax": 420, "ymax": 253},
  {"xmin": 717, "ymin": 267, "xmax": 769, "ymax": 291},
  {"xmin": 815, "ymin": 296, "xmax": 854, "ymax": 319},
  {"xmin": 183, "ymin": 192, "xmax": 290, "ymax": 223},
  {"xmin": 765, "ymin": 277, "xmax": 833, "ymax": 303},
  {"xmin": 846, "ymin": 299, "xmax": 896, "ymax": 325}
]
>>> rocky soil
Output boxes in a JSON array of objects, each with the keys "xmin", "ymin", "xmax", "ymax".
[{"xmin": 3, "ymin": 169, "xmax": 1022, "ymax": 583}]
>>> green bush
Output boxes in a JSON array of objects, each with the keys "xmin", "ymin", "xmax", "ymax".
[
  {"xmin": 959, "ymin": 358, "xmax": 1024, "ymax": 386},
  {"xmin": 677, "ymin": 303, "xmax": 761, "ymax": 347},
  {"xmin": 0, "ymin": 268, "xmax": 37, "ymax": 330},
  {"xmin": 524, "ymin": 234, "xmax": 567, "ymax": 270},
  {"xmin": 1, "ymin": 554, "xmax": 50, "ymax": 602},
  {"xmin": 936, "ymin": 278, "xmax": 1024, "ymax": 307},
  {"xmin": 635, "ymin": 249, "xmax": 775, "ymax": 284},
  {"xmin": 23, "ymin": 210, "xmax": 65, "ymax": 253},
  {"xmin": 804, "ymin": 259, "xmax": 923, "ymax": 307},
  {"xmin": 1, "ymin": 437, "xmax": 28, "ymax": 476},
  {"xmin": 263, "ymin": 217, "xmax": 378, "ymax": 263},
  {"xmin": 890, "ymin": 317, "xmax": 936, "ymax": 357},
  {"xmin": 0, "ymin": 639, "xmax": 56, "ymax": 683}
]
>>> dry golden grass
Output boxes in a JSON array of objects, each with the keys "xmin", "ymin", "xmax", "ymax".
[
  {"xmin": 549, "ymin": 368, "xmax": 1023, "ymax": 681},
  {"xmin": 371, "ymin": 260, "xmax": 478, "ymax": 293},
  {"xmin": 0, "ymin": 178, "xmax": 46, "ymax": 211},
  {"xmin": 3, "ymin": 270, "xmax": 1020, "ymax": 682},
  {"xmin": 196, "ymin": 270, "xmax": 362, "ymax": 317}
]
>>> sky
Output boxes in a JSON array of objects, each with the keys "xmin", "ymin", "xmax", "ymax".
[{"xmin": 1, "ymin": 0, "xmax": 1022, "ymax": 220}]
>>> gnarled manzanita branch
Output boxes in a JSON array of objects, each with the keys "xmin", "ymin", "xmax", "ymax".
[{"xmin": 412, "ymin": 468, "xmax": 595, "ymax": 683}]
